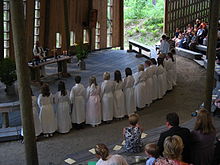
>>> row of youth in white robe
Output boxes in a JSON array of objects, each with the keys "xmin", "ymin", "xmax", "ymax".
[{"xmin": 27, "ymin": 57, "xmax": 176, "ymax": 136}]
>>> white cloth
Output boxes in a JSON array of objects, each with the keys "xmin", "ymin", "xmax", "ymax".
[
  {"xmin": 156, "ymin": 65, "xmax": 166, "ymax": 99},
  {"xmin": 173, "ymin": 55, "xmax": 177, "ymax": 85},
  {"xmin": 113, "ymin": 81, "xmax": 126, "ymax": 118},
  {"xmin": 159, "ymin": 40, "xmax": 170, "ymax": 54},
  {"xmin": 101, "ymin": 80, "xmax": 115, "ymax": 121},
  {"xmin": 21, "ymin": 96, "xmax": 42, "ymax": 136},
  {"xmin": 123, "ymin": 75, "xmax": 136, "ymax": 115},
  {"xmin": 150, "ymin": 65, "xmax": 158, "ymax": 100},
  {"xmin": 55, "ymin": 91, "xmax": 72, "ymax": 133},
  {"xmin": 164, "ymin": 58, "xmax": 174, "ymax": 91},
  {"xmin": 145, "ymin": 67, "xmax": 153, "ymax": 105},
  {"xmin": 86, "ymin": 84, "xmax": 101, "ymax": 125},
  {"xmin": 38, "ymin": 94, "xmax": 57, "ymax": 134},
  {"xmin": 134, "ymin": 71, "xmax": 147, "ymax": 108},
  {"xmin": 70, "ymin": 83, "xmax": 86, "ymax": 124},
  {"xmin": 96, "ymin": 155, "xmax": 128, "ymax": 165}
]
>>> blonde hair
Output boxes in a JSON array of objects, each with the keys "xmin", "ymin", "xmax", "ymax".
[
  {"xmin": 95, "ymin": 144, "xmax": 109, "ymax": 161},
  {"xmin": 89, "ymin": 76, "xmax": 97, "ymax": 86},
  {"xmin": 138, "ymin": 64, "xmax": 144, "ymax": 71},
  {"xmin": 103, "ymin": 72, "xmax": 110, "ymax": 80},
  {"xmin": 129, "ymin": 114, "xmax": 139, "ymax": 126},
  {"xmin": 163, "ymin": 135, "xmax": 184, "ymax": 161},
  {"xmin": 194, "ymin": 108, "xmax": 216, "ymax": 134},
  {"xmin": 145, "ymin": 143, "xmax": 159, "ymax": 158}
]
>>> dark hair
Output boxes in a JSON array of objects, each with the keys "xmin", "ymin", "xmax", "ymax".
[
  {"xmin": 170, "ymin": 48, "xmax": 176, "ymax": 54},
  {"xmin": 150, "ymin": 58, "xmax": 157, "ymax": 65},
  {"xmin": 75, "ymin": 75, "xmax": 81, "ymax": 84},
  {"xmin": 145, "ymin": 60, "xmax": 151, "ymax": 66},
  {"xmin": 157, "ymin": 57, "xmax": 164, "ymax": 67},
  {"xmin": 41, "ymin": 83, "xmax": 50, "ymax": 97},
  {"xmin": 114, "ymin": 70, "xmax": 122, "ymax": 83},
  {"xmin": 89, "ymin": 76, "xmax": 98, "ymax": 86},
  {"xmin": 125, "ymin": 67, "xmax": 132, "ymax": 77},
  {"xmin": 194, "ymin": 109, "xmax": 216, "ymax": 134},
  {"xmin": 95, "ymin": 144, "xmax": 109, "ymax": 161},
  {"xmin": 162, "ymin": 35, "xmax": 167, "ymax": 40},
  {"xmin": 166, "ymin": 112, "xmax": 179, "ymax": 126},
  {"xmin": 168, "ymin": 52, "xmax": 174, "ymax": 62},
  {"xmin": 58, "ymin": 81, "xmax": 67, "ymax": 96}
]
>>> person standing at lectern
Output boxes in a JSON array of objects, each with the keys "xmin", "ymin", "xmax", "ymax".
[{"xmin": 33, "ymin": 41, "xmax": 46, "ymax": 77}]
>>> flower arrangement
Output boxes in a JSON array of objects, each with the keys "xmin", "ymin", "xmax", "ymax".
[{"xmin": 75, "ymin": 43, "xmax": 89, "ymax": 61}]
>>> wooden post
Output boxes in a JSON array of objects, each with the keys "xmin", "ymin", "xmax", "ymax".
[
  {"xmin": 2, "ymin": 113, "xmax": 9, "ymax": 128},
  {"xmin": 204, "ymin": 0, "xmax": 220, "ymax": 111},
  {"xmin": 63, "ymin": 0, "xmax": 70, "ymax": 52},
  {"xmin": 25, "ymin": 0, "xmax": 35, "ymax": 61},
  {"xmin": 163, "ymin": 0, "xmax": 168, "ymax": 35},
  {"xmin": 0, "ymin": 0, "xmax": 4, "ymax": 59},
  {"xmin": 119, "ymin": 0, "xmax": 124, "ymax": 50},
  {"xmin": 9, "ymin": 1, "xmax": 39, "ymax": 164},
  {"xmin": 88, "ymin": 0, "xmax": 93, "ymax": 51}
]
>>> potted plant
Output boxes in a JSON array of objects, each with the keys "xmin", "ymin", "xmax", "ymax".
[
  {"xmin": 0, "ymin": 58, "xmax": 17, "ymax": 95},
  {"xmin": 75, "ymin": 43, "xmax": 89, "ymax": 70}
]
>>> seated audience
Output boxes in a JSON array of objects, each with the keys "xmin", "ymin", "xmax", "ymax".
[
  {"xmin": 191, "ymin": 109, "xmax": 216, "ymax": 165},
  {"xmin": 95, "ymin": 144, "xmax": 128, "ymax": 165},
  {"xmin": 123, "ymin": 114, "xmax": 143, "ymax": 153},
  {"xmin": 145, "ymin": 143, "xmax": 159, "ymax": 165},
  {"xmin": 157, "ymin": 112, "xmax": 191, "ymax": 163},
  {"xmin": 156, "ymin": 135, "xmax": 190, "ymax": 165}
]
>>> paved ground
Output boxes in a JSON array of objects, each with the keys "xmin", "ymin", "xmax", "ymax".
[{"xmin": 0, "ymin": 50, "xmax": 208, "ymax": 165}]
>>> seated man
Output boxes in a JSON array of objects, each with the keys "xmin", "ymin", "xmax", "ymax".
[
  {"xmin": 157, "ymin": 112, "xmax": 191, "ymax": 163},
  {"xmin": 33, "ymin": 41, "xmax": 46, "ymax": 76}
]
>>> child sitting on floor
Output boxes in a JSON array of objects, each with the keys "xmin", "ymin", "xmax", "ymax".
[{"xmin": 145, "ymin": 143, "xmax": 159, "ymax": 165}]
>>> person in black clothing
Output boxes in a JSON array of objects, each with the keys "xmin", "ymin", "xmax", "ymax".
[{"xmin": 157, "ymin": 112, "xmax": 191, "ymax": 163}]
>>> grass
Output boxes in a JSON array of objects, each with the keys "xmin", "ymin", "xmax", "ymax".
[{"xmin": 124, "ymin": 0, "xmax": 164, "ymax": 48}]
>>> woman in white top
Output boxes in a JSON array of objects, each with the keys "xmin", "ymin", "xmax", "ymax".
[
  {"xmin": 55, "ymin": 81, "xmax": 72, "ymax": 133},
  {"xmin": 86, "ymin": 76, "xmax": 101, "ymax": 127},
  {"xmin": 134, "ymin": 64, "xmax": 147, "ymax": 109},
  {"xmin": 38, "ymin": 83, "xmax": 57, "ymax": 137},
  {"xmin": 164, "ymin": 54, "xmax": 174, "ymax": 91},
  {"xmin": 70, "ymin": 76, "xmax": 86, "ymax": 126},
  {"xmin": 101, "ymin": 72, "xmax": 115, "ymax": 122},
  {"xmin": 123, "ymin": 67, "xmax": 136, "ymax": 115},
  {"xmin": 150, "ymin": 58, "xmax": 158, "ymax": 100},
  {"xmin": 144, "ymin": 60, "xmax": 153, "ymax": 106},
  {"xmin": 95, "ymin": 144, "xmax": 128, "ymax": 165},
  {"xmin": 113, "ymin": 70, "xmax": 126, "ymax": 119},
  {"xmin": 156, "ymin": 58, "xmax": 166, "ymax": 99}
]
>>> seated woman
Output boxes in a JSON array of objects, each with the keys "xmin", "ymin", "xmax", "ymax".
[
  {"xmin": 191, "ymin": 109, "xmax": 216, "ymax": 165},
  {"xmin": 155, "ymin": 135, "xmax": 190, "ymax": 165},
  {"xmin": 123, "ymin": 114, "xmax": 143, "ymax": 153},
  {"xmin": 95, "ymin": 144, "xmax": 128, "ymax": 165}
]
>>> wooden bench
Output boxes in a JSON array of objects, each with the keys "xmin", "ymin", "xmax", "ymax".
[
  {"xmin": 0, "ymin": 101, "xmax": 20, "ymax": 128},
  {"xmin": 128, "ymin": 40, "xmax": 151, "ymax": 58},
  {"xmin": 175, "ymin": 47, "xmax": 203, "ymax": 60},
  {"xmin": 0, "ymin": 126, "xmax": 21, "ymax": 142},
  {"xmin": 196, "ymin": 44, "xmax": 220, "ymax": 55}
]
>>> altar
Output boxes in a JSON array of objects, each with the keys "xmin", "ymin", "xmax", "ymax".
[{"xmin": 28, "ymin": 55, "xmax": 72, "ymax": 82}]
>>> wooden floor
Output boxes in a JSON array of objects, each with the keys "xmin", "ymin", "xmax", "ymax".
[{"xmin": 0, "ymin": 49, "xmax": 156, "ymax": 128}]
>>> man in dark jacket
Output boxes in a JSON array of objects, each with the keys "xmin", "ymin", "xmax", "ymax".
[{"xmin": 157, "ymin": 112, "xmax": 191, "ymax": 163}]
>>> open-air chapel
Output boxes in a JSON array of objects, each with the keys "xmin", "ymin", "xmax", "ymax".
[{"xmin": 0, "ymin": 0, "xmax": 220, "ymax": 165}]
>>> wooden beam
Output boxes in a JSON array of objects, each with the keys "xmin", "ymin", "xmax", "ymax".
[
  {"xmin": 9, "ymin": 0, "xmax": 39, "ymax": 164},
  {"xmin": 44, "ymin": 0, "xmax": 51, "ymax": 49},
  {"xmin": 0, "ymin": 0, "xmax": 3, "ymax": 59},
  {"xmin": 119, "ymin": 0, "xmax": 124, "ymax": 50},
  {"xmin": 63, "ymin": 0, "xmax": 70, "ymax": 51},
  {"xmin": 204, "ymin": 0, "xmax": 220, "ymax": 111},
  {"xmin": 164, "ymin": 0, "xmax": 168, "ymax": 35},
  {"xmin": 25, "ymin": 0, "xmax": 35, "ymax": 61}
]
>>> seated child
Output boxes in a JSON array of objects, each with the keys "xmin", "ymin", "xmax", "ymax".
[
  {"xmin": 145, "ymin": 143, "xmax": 159, "ymax": 165},
  {"xmin": 123, "ymin": 114, "xmax": 143, "ymax": 153}
]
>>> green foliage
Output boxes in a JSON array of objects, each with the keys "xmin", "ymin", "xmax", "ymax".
[
  {"xmin": 0, "ymin": 58, "xmax": 17, "ymax": 86},
  {"xmin": 75, "ymin": 43, "xmax": 89, "ymax": 61},
  {"xmin": 124, "ymin": 0, "xmax": 164, "ymax": 46}
]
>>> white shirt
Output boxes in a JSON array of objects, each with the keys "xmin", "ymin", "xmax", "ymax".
[{"xmin": 96, "ymin": 155, "xmax": 128, "ymax": 165}]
